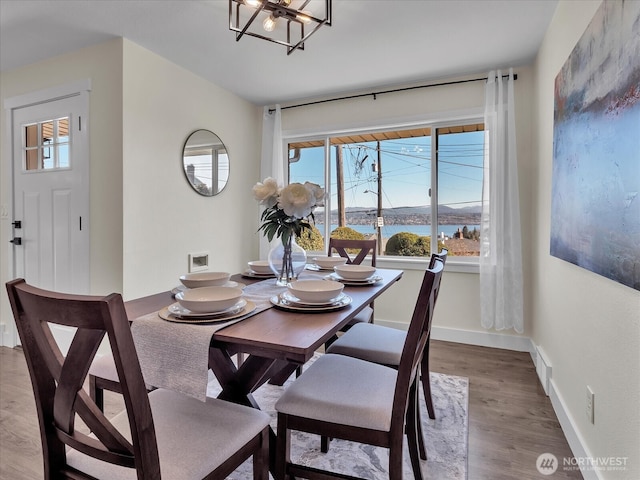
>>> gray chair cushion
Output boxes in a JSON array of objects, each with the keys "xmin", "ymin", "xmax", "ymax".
[
  {"xmin": 88, "ymin": 354, "xmax": 119, "ymax": 382},
  {"xmin": 326, "ymin": 322, "xmax": 406, "ymax": 367},
  {"xmin": 275, "ymin": 353, "xmax": 397, "ymax": 431},
  {"xmin": 67, "ymin": 389, "xmax": 270, "ymax": 479}
]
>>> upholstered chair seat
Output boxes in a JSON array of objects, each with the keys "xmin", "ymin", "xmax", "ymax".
[
  {"xmin": 68, "ymin": 389, "xmax": 270, "ymax": 479},
  {"xmin": 276, "ymin": 354, "xmax": 397, "ymax": 431},
  {"xmin": 328, "ymin": 322, "xmax": 405, "ymax": 367}
]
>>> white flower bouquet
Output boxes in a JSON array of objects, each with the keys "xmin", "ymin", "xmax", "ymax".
[
  {"xmin": 253, "ymin": 177, "xmax": 324, "ymax": 284},
  {"xmin": 252, "ymin": 177, "xmax": 324, "ymax": 246}
]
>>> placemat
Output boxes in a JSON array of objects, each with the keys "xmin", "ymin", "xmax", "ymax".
[{"xmin": 130, "ymin": 279, "xmax": 289, "ymax": 401}]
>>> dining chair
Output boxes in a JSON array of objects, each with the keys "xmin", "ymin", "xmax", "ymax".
[
  {"xmin": 6, "ymin": 279, "xmax": 270, "ymax": 480},
  {"xmin": 274, "ymin": 260, "xmax": 444, "ymax": 480},
  {"xmin": 326, "ymin": 237, "xmax": 377, "ymax": 339},
  {"xmin": 325, "ymin": 249, "xmax": 448, "ymax": 456},
  {"xmin": 274, "ymin": 237, "xmax": 379, "ymax": 383}
]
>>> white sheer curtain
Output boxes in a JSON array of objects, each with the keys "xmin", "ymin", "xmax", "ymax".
[
  {"xmin": 259, "ymin": 105, "xmax": 285, "ymax": 258},
  {"xmin": 480, "ymin": 68, "xmax": 524, "ymax": 333}
]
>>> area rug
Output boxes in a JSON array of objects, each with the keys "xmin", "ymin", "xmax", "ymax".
[{"xmin": 208, "ymin": 354, "xmax": 469, "ymax": 479}]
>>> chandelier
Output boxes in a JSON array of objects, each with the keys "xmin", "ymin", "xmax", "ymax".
[{"xmin": 229, "ymin": 0, "xmax": 332, "ymax": 55}]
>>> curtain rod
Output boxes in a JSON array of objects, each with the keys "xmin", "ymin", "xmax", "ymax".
[{"xmin": 269, "ymin": 73, "xmax": 517, "ymax": 113}]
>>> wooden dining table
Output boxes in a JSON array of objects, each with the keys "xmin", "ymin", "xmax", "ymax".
[
  {"xmin": 125, "ymin": 267, "xmax": 403, "ymax": 408},
  {"xmin": 124, "ymin": 267, "xmax": 403, "ymax": 473}
]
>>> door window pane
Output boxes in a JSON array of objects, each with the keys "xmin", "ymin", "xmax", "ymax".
[{"xmin": 22, "ymin": 117, "xmax": 71, "ymax": 171}]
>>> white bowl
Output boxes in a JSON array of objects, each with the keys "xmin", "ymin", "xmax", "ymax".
[
  {"xmin": 176, "ymin": 286, "xmax": 243, "ymax": 313},
  {"xmin": 288, "ymin": 280, "xmax": 344, "ymax": 303},
  {"xmin": 313, "ymin": 256, "xmax": 348, "ymax": 269},
  {"xmin": 179, "ymin": 272, "xmax": 230, "ymax": 289},
  {"xmin": 334, "ymin": 264, "xmax": 377, "ymax": 280},
  {"xmin": 247, "ymin": 260, "xmax": 272, "ymax": 275}
]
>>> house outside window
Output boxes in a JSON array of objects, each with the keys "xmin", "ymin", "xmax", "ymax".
[{"xmin": 287, "ymin": 119, "xmax": 484, "ymax": 261}]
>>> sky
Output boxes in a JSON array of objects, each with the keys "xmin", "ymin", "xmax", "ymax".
[{"xmin": 289, "ymin": 130, "xmax": 484, "ymax": 211}]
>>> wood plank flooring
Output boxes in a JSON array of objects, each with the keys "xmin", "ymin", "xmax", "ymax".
[{"xmin": 0, "ymin": 341, "xmax": 582, "ymax": 479}]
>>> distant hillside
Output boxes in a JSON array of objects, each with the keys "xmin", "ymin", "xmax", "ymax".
[
  {"xmin": 325, "ymin": 205, "xmax": 481, "ymax": 226},
  {"xmin": 338, "ymin": 205, "xmax": 481, "ymax": 215}
]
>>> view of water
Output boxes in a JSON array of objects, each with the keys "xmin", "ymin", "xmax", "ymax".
[{"xmin": 317, "ymin": 224, "xmax": 480, "ymax": 238}]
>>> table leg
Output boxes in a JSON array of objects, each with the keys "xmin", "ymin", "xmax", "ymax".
[
  {"xmin": 208, "ymin": 347, "xmax": 291, "ymax": 407},
  {"xmin": 268, "ymin": 362, "xmax": 300, "ymax": 386},
  {"xmin": 208, "ymin": 347, "xmax": 294, "ymax": 478}
]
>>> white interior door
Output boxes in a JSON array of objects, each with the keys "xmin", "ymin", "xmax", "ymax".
[{"xmin": 11, "ymin": 93, "xmax": 89, "ymax": 295}]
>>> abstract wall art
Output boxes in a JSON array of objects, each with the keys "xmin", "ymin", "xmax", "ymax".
[{"xmin": 551, "ymin": 0, "xmax": 640, "ymax": 291}]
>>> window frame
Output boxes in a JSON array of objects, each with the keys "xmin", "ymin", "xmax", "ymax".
[{"xmin": 282, "ymin": 108, "xmax": 484, "ymax": 273}]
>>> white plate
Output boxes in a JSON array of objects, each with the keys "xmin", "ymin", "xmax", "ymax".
[
  {"xmin": 171, "ymin": 281, "xmax": 245, "ymax": 295},
  {"xmin": 242, "ymin": 269, "xmax": 276, "ymax": 279},
  {"xmin": 326, "ymin": 272, "xmax": 383, "ymax": 285},
  {"xmin": 270, "ymin": 293, "xmax": 352, "ymax": 312},
  {"xmin": 168, "ymin": 298, "xmax": 247, "ymax": 318},
  {"xmin": 159, "ymin": 301, "xmax": 256, "ymax": 324},
  {"xmin": 281, "ymin": 291, "xmax": 347, "ymax": 306},
  {"xmin": 305, "ymin": 264, "xmax": 334, "ymax": 272}
]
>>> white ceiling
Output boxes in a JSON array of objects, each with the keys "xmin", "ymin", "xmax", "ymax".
[{"xmin": 0, "ymin": 0, "xmax": 558, "ymax": 106}]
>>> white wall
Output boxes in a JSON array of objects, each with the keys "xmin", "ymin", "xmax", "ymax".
[
  {"xmin": 532, "ymin": 1, "xmax": 640, "ymax": 478},
  {"xmin": 0, "ymin": 38, "xmax": 262, "ymax": 343},
  {"xmin": 0, "ymin": 39, "xmax": 124, "ymax": 344},
  {"xmin": 120, "ymin": 40, "xmax": 261, "ymax": 300},
  {"xmin": 280, "ymin": 71, "xmax": 535, "ymax": 346}
]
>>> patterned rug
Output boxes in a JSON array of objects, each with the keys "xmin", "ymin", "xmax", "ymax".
[{"xmin": 208, "ymin": 355, "xmax": 469, "ymax": 479}]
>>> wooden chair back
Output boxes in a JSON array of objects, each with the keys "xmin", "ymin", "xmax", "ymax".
[
  {"xmin": 429, "ymin": 247, "xmax": 448, "ymax": 268},
  {"xmin": 389, "ymin": 260, "xmax": 444, "ymax": 436},
  {"xmin": 429, "ymin": 248, "xmax": 448, "ymax": 302},
  {"xmin": 328, "ymin": 238, "xmax": 377, "ymax": 266},
  {"xmin": 6, "ymin": 279, "xmax": 160, "ymax": 479}
]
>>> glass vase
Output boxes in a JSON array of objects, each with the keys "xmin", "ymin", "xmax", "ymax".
[{"xmin": 268, "ymin": 236, "xmax": 307, "ymax": 286}]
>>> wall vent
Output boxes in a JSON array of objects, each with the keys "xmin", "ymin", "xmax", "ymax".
[
  {"xmin": 535, "ymin": 345, "xmax": 552, "ymax": 395},
  {"xmin": 188, "ymin": 252, "xmax": 210, "ymax": 273}
]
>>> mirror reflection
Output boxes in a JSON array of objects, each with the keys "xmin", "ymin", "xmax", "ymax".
[{"xmin": 182, "ymin": 129, "xmax": 229, "ymax": 196}]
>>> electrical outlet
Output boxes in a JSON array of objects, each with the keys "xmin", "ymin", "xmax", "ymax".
[{"xmin": 586, "ymin": 386, "xmax": 595, "ymax": 424}]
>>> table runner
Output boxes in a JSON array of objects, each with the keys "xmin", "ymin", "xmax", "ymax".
[{"xmin": 130, "ymin": 279, "xmax": 289, "ymax": 400}]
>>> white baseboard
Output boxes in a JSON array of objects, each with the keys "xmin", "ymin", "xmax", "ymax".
[
  {"xmin": 376, "ymin": 318, "xmax": 534, "ymax": 353},
  {"xmin": 549, "ymin": 380, "xmax": 601, "ymax": 480},
  {"xmin": 430, "ymin": 325, "xmax": 533, "ymax": 352}
]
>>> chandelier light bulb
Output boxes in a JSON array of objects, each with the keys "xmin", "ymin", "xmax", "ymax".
[
  {"xmin": 296, "ymin": 10, "xmax": 312, "ymax": 24},
  {"xmin": 263, "ymin": 14, "xmax": 277, "ymax": 32},
  {"xmin": 245, "ymin": 0, "xmax": 261, "ymax": 7}
]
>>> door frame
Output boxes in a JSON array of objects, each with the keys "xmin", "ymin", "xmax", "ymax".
[{"xmin": 2, "ymin": 79, "xmax": 91, "ymax": 347}]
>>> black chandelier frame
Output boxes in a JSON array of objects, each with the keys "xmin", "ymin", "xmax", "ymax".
[{"xmin": 229, "ymin": 0, "xmax": 332, "ymax": 55}]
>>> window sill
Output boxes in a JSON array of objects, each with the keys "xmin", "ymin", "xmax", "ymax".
[{"xmin": 377, "ymin": 256, "xmax": 479, "ymax": 274}]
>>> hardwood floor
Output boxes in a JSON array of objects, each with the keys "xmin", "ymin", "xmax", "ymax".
[
  {"xmin": 0, "ymin": 341, "xmax": 582, "ymax": 479},
  {"xmin": 429, "ymin": 341, "xmax": 582, "ymax": 480}
]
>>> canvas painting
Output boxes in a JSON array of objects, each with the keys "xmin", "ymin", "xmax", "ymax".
[{"xmin": 551, "ymin": 0, "xmax": 640, "ymax": 291}]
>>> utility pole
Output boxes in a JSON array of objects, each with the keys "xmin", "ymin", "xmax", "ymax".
[
  {"xmin": 336, "ymin": 145, "xmax": 346, "ymax": 227},
  {"xmin": 376, "ymin": 141, "xmax": 382, "ymax": 255}
]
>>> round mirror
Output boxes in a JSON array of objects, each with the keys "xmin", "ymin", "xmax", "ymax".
[{"xmin": 182, "ymin": 129, "xmax": 229, "ymax": 196}]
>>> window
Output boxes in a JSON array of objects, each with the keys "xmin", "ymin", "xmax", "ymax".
[
  {"xmin": 23, "ymin": 117, "xmax": 70, "ymax": 171},
  {"xmin": 288, "ymin": 120, "xmax": 484, "ymax": 258},
  {"xmin": 183, "ymin": 143, "xmax": 229, "ymax": 196}
]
